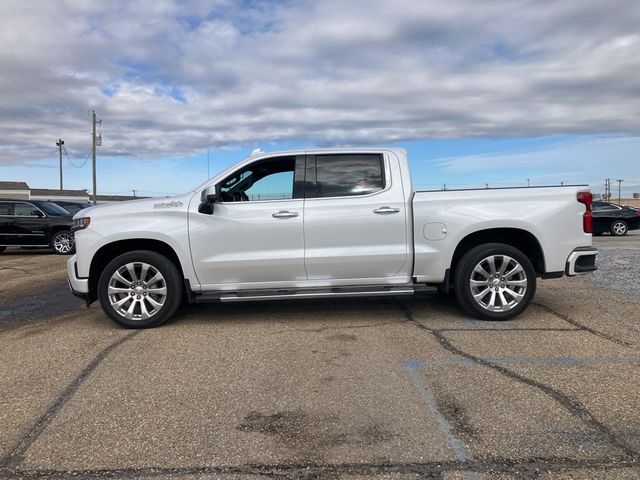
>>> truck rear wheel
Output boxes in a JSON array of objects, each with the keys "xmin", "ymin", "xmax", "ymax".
[
  {"xmin": 453, "ymin": 243, "xmax": 536, "ymax": 321},
  {"xmin": 98, "ymin": 250, "xmax": 183, "ymax": 328}
]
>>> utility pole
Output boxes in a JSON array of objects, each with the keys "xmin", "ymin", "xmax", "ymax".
[
  {"xmin": 616, "ymin": 179, "xmax": 623, "ymax": 205},
  {"xmin": 56, "ymin": 139, "xmax": 64, "ymax": 190},
  {"xmin": 526, "ymin": 178, "xmax": 530, "ymax": 187},
  {"xmin": 91, "ymin": 110, "xmax": 97, "ymax": 204},
  {"xmin": 132, "ymin": 189, "xmax": 137, "ymax": 197}
]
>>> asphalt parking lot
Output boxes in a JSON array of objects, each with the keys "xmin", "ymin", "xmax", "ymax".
[{"xmin": 0, "ymin": 234, "xmax": 639, "ymax": 479}]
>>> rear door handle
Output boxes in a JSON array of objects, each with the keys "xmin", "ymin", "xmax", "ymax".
[
  {"xmin": 272, "ymin": 210, "xmax": 299, "ymax": 219},
  {"xmin": 373, "ymin": 206, "xmax": 400, "ymax": 215}
]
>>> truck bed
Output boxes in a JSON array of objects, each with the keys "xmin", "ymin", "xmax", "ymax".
[{"xmin": 411, "ymin": 185, "xmax": 592, "ymax": 283}]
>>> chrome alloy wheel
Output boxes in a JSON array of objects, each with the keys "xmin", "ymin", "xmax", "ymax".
[
  {"xmin": 469, "ymin": 255, "xmax": 528, "ymax": 312},
  {"xmin": 53, "ymin": 232, "xmax": 74, "ymax": 254},
  {"xmin": 612, "ymin": 221, "xmax": 627, "ymax": 236},
  {"xmin": 107, "ymin": 262, "xmax": 167, "ymax": 321}
]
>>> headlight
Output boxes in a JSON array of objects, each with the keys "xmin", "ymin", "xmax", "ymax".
[{"xmin": 72, "ymin": 217, "xmax": 91, "ymax": 232}]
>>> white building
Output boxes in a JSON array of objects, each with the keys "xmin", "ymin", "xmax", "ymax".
[
  {"xmin": 30, "ymin": 188, "xmax": 90, "ymax": 202},
  {"xmin": 0, "ymin": 182, "xmax": 142, "ymax": 204},
  {"xmin": 0, "ymin": 181, "xmax": 30, "ymax": 200}
]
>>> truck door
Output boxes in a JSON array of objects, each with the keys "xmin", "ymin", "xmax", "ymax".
[
  {"xmin": 302, "ymin": 153, "xmax": 409, "ymax": 282},
  {"xmin": 189, "ymin": 155, "xmax": 308, "ymax": 289}
]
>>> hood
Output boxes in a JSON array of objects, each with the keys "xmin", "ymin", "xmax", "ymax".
[{"xmin": 72, "ymin": 193, "xmax": 194, "ymax": 220}]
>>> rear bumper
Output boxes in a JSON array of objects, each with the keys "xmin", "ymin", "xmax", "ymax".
[
  {"xmin": 67, "ymin": 255, "xmax": 89, "ymax": 300},
  {"xmin": 565, "ymin": 247, "xmax": 598, "ymax": 276}
]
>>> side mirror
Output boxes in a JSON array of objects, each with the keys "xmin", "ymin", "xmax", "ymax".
[
  {"xmin": 198, "ymin": 185, "xmax": 219, "ymax": 214},
  {"xmin": 34, "ymin": 210, "xmax": 44, "ymax": 218}
]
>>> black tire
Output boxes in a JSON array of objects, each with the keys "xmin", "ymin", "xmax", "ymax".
[
  {"xmin": 50, "ymin": 230, "xmax": 75, "ymax": 255},
  {"xmin": 453, "ymin": 243, "xmax": 536, "ymax": 321},
  {"xmin": 0, "ymin": 246, "xmax": 6, "ymax": 253},
  {"xmin": 98, "ymin": 250, "xmax": 183, "ymax": 329},
  {"xmin": 610, "ymin": 220, "xmax": 628, "ymax": 236}
]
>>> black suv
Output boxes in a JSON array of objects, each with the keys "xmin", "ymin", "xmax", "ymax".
[{"xmin": 0, "ymin": 200, "xmax": 75, "ymax": 254}]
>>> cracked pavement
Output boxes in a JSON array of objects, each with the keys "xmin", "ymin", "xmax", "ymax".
[{"xmin": 0, "ymin": 239, "xmax": 639, "ymax": 479}]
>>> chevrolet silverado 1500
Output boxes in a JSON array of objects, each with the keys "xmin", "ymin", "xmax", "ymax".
[{"xmin": 68, "ymin": 148, "xmax": 597, "ymax": 328}]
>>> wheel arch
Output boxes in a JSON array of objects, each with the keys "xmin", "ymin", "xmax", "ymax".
[
  {"xmin": 88, "ymin": 238, "xmax": 184, "ymax": 303},
  {"xmin": 49, "ymin": 225, "xmax": 72, "ymax": 239},
  {"xmin": 450, "ymin": 228, "xmax": 545, "ymax": 278}
]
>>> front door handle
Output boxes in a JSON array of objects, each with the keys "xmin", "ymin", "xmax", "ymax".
[
  {"xmin": 272, "ymin": 210, "xmax": 299, "ymax": 219},
  {"xmin": 373, "ymin": 206, "xmax": 400, "ymax": 215}
]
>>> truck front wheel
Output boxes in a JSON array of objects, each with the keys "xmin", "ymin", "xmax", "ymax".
[
  {"xmin": 98, "ymin": 250, "xmax": 183, "ymax": 328},
  {"xmin": 453, "ymin": 243, "xmax": 536, "ymax": 321}
]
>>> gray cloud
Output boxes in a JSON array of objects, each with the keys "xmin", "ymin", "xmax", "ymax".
[{"xmin": 0, "ymin": 0, "xmax": 639, "ymax": 165}]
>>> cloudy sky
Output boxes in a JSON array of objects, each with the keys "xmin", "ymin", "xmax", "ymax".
[{"xmin": 0, "ymin": 0, "xmax": 639, "ymax": 196}]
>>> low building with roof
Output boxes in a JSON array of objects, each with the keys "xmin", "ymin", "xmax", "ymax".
[
  {"xmin": 0, "ymin": 181, "xmax": 31, "ymax": 200},
  {"xmin": 0, "ymin": 181, "xmax": 147, "ymax": 204},
  {"xmin": 30, "ymin": 188, "xmax": 90, "ymax": 202}
]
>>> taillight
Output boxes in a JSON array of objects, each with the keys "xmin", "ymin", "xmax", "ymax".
[{"xmin": 577, "ymin": 191, "xmax": 592, "ymax": 233}]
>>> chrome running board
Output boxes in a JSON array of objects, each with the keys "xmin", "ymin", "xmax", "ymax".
[{"xmin": 194, "ymin": 285, "xmax": 430, "ymax": 303}]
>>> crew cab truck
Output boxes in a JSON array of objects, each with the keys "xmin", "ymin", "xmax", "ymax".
[{"xmin": 67, "ymin": 148, "xmax": 597, "ymax": 328}]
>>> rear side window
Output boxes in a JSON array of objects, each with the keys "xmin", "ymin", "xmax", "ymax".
[
  {"xmin": 0, "ymin": 202, "xmax": 11, "ymax": 215},
  {"xmin": 593, "ymin": 203, "xmax": 620, "ymax": 211},
  {"xmin": 313, "ymin": 154, "xmax": 384, "ymax": 198},
  {"xmin": 14, "ymin": 203, "xmax": 40, "ymax": 216}
]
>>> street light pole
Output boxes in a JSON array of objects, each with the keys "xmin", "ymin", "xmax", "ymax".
[
  {"xmin": 56, "ymin": 139, "xmax": 64, "ymax": 190},
  {"xmin": 616, "ymin": 179, "xmax": 623, "ymax": 205}
]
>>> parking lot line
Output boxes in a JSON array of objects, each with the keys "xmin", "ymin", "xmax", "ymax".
[{"xmin": 403, "ymin": 359, "xmax": 485, "ymax": 480}]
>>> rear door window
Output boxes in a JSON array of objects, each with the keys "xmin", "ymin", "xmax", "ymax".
[
  {"xmin": 311, "ymin": 154, "xmax": 384, "ymax": 198},
  {"xmin": 13, "ymin": 203, "xmax": 41, "ymax": 216}
]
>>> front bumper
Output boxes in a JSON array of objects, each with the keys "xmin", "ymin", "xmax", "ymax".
[
  {"xmin": 67, "ymin": 255, "xmax": 89, "ymax": 301},
  {"xmin": 565, "ymin": 247, "xmax": 598, "ymax": 276}
]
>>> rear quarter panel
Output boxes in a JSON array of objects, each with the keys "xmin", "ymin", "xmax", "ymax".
[{"xmin": 412, "ymin": 187, "xmax": 592, "ymax": 282}]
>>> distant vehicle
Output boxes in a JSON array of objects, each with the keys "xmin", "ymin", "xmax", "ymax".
[
  {"xmin": 68, "ymin": 148, "xmax": 597, "ymax": 328},
  {"xmin": 51, "ymin": 200, "xmax": 92, "ymax": 215},
  {"xmin": 0, "ymin": 200, "xmax": 75, "ymax": 255},
  {"xmin": 592, "ymin": 201, "xmax": 640, "ymax": 236}
]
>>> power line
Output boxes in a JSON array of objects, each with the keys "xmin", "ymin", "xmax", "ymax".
[
  {"xmin": 0, "ymin": 72, "xmax": 199, "ymax": 184},
  {"xmin": 62, "ymin": 145, "xmax": 91, "ymax": 168},
  {"xmin": 0, "ymin": 106, "xmax": 88, "ymax": 135},
  {"xmin": 0, "ymin": 71, "xmax": 89, "ymax": 111}
]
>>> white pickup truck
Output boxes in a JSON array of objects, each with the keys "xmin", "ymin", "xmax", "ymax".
[{"xmin": 68, "ymin": 148, "xmax": 597, "ymax": 328}]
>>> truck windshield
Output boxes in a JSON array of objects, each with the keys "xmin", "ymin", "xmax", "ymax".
[{"xmin": 40, "ymin": 202, "xmax": 71, "ymax": 216}]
